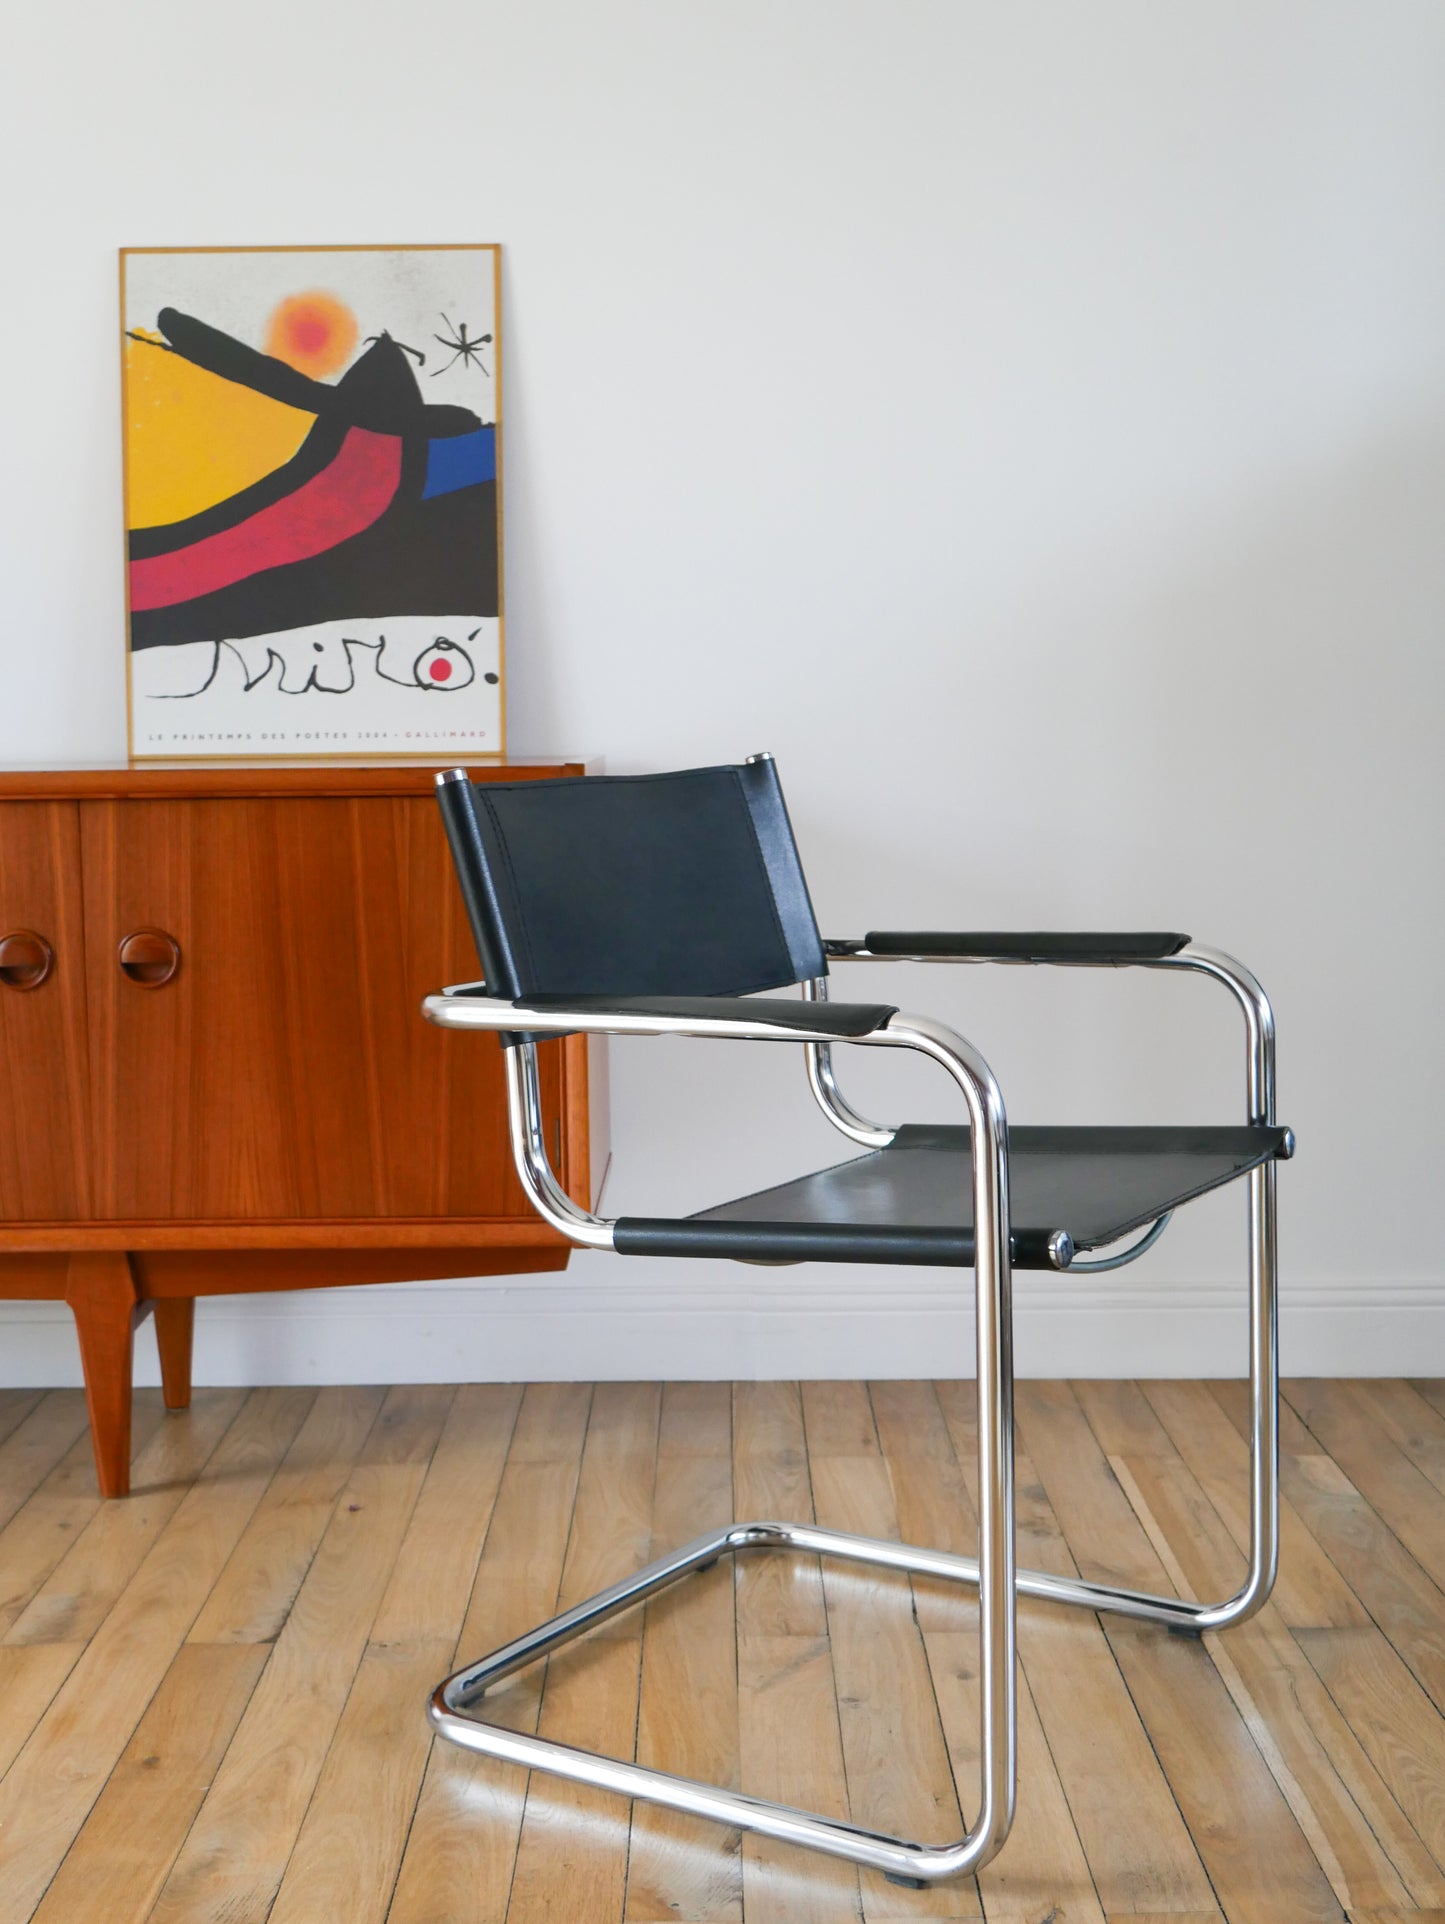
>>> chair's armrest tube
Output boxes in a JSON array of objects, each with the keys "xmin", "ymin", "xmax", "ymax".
[
  {"xmin": 1146, "ymin": 945, "xmax": 1277, "ymax": 1126},
  {"xmin": 828, "ymin": 932, "xmax": 1191, "ymax": 965},
  {"xmin": 800, "ymin": 977, "xmax": 896, "ymax": 1148},
  {"xmin": 823, "ymin": 937, "xmax": 1277, "ymax": 1130},
  {"xmin": 422, "ymin": 992, "xmax": 896, "ymax": 1043},
  {"xmin": 423, "ymin": 991, "xmax": 901, "ymax": 1256},
  {"xmin": 502, "ymin": 1042, "xmax": 617, "ymax": 1250}
]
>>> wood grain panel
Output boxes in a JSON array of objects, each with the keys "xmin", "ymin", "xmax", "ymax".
[
  {"xmin": 26, "ymin": 1643, "xmax": 267, "ymax": 1924},
  {"xmin": 146, "ymin": 1385, "xmax": 451, "ymax": 1924},
  {"xmin": 0, "ymin": 1395, "xmax": 167, "ymax": 1639},
  {"xmin": 5, "ymin": 1388, "xmax": 254, "ymax": 1645},
  {"xmin": 1350, "ymin": 1378, "xmax": 1445, "ymax": 1498},
  {"xmin": 502, "ymin": 1391, "xmax": 661, "ymax": 1921},
  {"xmin": 1021, "ymin": 1381, "xmax": 1347, "ymax": 1924},
  {"xmin": 1349, "ymin": 1912, "xmax": 1445, "ymax": 1923},
  {"xmin": 1295, "ymin": 1624, "xmax": 1445, "ymax": 1876},
  {"xmin": 0, "ymin": 1390, "xmax": 45, "ymax": 1450},
  {"xmin": 555, "ymin": 1382, "xmax": 662, "ymax": 1625},
  {"xmin": 1286, "ymin": 1378, "xmax": 1445, "ymax": 1596},
  {"xmin": 0, "ymin": 1387, "xmax": 297, "ymax": 1924},
  {"xmin": 804, "ymin": 1450, "xmax": 972, "ymax": 1920},
  {"xmin": 1109, "ymin": 1450, "xmax": 1445, "ymax": 1912},
  {"xmin": 0, "ymin": 763, "xmax": 591, "ymax": 1500},
  {"xmin": 738, "ymin": 1633, "xmax": 864, "ymax": 1924},
  {"xmin": 1140, "ymin": 1378, "xmax": 1369, "ymax": 1630},
  {"xmin": 187, "ymin": 1384, "xmax": 384, "ymax": 1644},
  {"xmin": 732, "ymin": 1381, "xmax": 827, "ymax": 1639},
  {"xmin": 368, "ymin": 1381, "xmax": 522, "ymax": 1647},
  {"xmin": 3, "ymin": 1378, "xmax": 1445, "ymax": 1921},
  {"xmin": 0, "ymin": 1643, "xmax": 83, "ymax": 1783},
  {"xmin": 0, "ymin": 760, "xmax": 590, "ymax": 803},
  {"xmin": 268, "ymin": 1637, "xmax": 453, "ymax": 1924},
  {"xmin": 0, "ymin": 803, "xmax": 90, "ymax": 1220},
  {"xmin": 506, "ymin": 1634, "xmax": 646, "ymax": 1923},
  {"xmin": 1004, "ymin": 1384, "xmax": 1222, "ymax": 1917},
  {"xmin": 925, "ymin": 1630, "xmax": 1105, "ymax": 1924},
  {"xmin": 869, "ymin": 1380, "xmax": 1103, "ymax": 1919},
  {"xmin": 1213, "ymin": 1380, "xmax": 1445, "ymax": 1714},
  {"xmin": 387, "ymin": 1387, "xmax": 591, "ymax": 1924},
  {"xmin": 0, "ymin": 1392, "xmax": 92, "ymax": 1535},
  {"xmin": 81, "ymin": 796, "xmax": 570, "ymax": 1224},
  {"xmin": 627, "ymin": 1450, "xmax": 742, "ymax": 1923},
  {"xmin": 867, "ymin": 1378, "xmax": 979, "ymax": 1632}
]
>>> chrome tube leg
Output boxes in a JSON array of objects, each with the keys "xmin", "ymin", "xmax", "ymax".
[
  {"xmin": 871, "ymin": 1013, "xmax": 1018, "ymax": 1864},
  {"xmin": 800, "ymin": 978, "xmax": 895, "ymax": 1147},
  {"xmin": 1188, "ymin": 950, "xmax": 1278, "ymax": 1631},
  {"xmin": 970, "ymin": 1061, "xmax": 1018, "ymax": 1850},
  {"xmin": 1164, "ymin": 1161, "xmax": 1277, "ymax": 1635},
  {"xmin": 1242, "ymin": 1158, "xmax": 1280, "ymax": 1614}
]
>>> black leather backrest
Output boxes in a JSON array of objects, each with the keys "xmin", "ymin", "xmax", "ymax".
[{"xmin": 435, "ymin": 759, "xmax": 828, "ymax": 1000}]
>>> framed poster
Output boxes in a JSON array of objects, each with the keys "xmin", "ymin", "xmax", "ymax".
[{"xmin": 120, "ymin": 244, "xmax": 504, "ymax": 761}]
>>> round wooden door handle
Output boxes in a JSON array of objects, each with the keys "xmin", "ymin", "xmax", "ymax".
[
  {"xmin": 0, "ymin": 929, "xmax": 55, "ymax": 991},
  {"xmin": 118, "ymin": 928, "xmax": 181, "ymax": 987}
]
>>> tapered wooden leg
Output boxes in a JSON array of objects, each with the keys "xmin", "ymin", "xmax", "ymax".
[
  {"xmin": 65, "ymin": 1251, "xmax": 142, "ymax": 1499},
  {"xmin": 153, "ymin": 1297, "xmax": 195, "ymax": 1410}
]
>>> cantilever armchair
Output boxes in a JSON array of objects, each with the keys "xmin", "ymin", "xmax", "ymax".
[{"xmin": 422, "ymin": 754, "xmax": 1290, "ymax": 1888}]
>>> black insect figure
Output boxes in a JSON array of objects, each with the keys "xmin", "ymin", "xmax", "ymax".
[{"xmin": 432, "ymin": 314, "xmax": 493, "ymax": 377}]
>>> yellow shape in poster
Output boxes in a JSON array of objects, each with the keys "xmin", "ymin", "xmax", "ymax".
[{"xmin": 124, "ymin": 335, "xmax": 316, "ymax": 529}]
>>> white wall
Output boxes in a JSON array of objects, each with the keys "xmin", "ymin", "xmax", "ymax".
[{"xmin": 2, "ymin": 1, "xmax": 1443, "ymax": 1383}]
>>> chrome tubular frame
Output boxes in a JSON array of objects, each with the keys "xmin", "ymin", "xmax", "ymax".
[
  {"xmin": 1065, "ymin": 1210, "xmax": 1173, "ymax": 1273},
  {"xmin": 820, "ymin": 938, "xmax": 1280, "ymax": 1628},
  {"xmin": 504, "ymin": 1043, "xmax": 616, "ymax": 1250},
  {"xmin": 800, "ymin": 977, "xmax": 896, "ymax": 1147},
  {"xmin": 421, "ymin": 942, "xmax": 1279, "ymax": 1879}
]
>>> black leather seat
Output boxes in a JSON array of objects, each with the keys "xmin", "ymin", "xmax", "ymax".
[{"xmin": 623, "ymin": 1123, "xmax": 1287, "ymax": 1268}]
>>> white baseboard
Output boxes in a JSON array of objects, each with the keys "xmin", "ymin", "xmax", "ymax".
[{"xmin": 0, "ymin": 1265, "xmax": 1439, "ymax": 1385}]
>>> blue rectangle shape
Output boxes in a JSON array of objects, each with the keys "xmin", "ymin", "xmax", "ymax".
[{"xmin": 423, "ymin": 427, "xmax": 496, "ymax": 499}]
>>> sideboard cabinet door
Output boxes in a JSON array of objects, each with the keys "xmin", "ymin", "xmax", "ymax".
[
  {"xmin": 80, "ymin": 795, "xmax": 559, "ymax": 1223},
  {"xmin": 0, "ymin": 803, "xmax": 92, "ymax": 1220}
]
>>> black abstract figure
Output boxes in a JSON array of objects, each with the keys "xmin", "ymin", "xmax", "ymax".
[
  {"xmin": 364, "ymin": 330, "xmax": 427, "ymax": 367},
  {"xmin": 432, "ymin": 314, "xmax": 492, "ymax": 377}
]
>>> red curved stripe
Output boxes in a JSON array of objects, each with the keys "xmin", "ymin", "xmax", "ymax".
[{"xmin": 129, "ymin": 427, "xmax": 403, "ymax": 612}]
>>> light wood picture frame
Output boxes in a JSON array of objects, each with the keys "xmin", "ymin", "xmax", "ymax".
[{"xmin": 121, "ymin": 243, "xmax": 504, "ymax": 762}]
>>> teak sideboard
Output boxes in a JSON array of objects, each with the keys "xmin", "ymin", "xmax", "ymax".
[{"xmin": 0, "ymin": 760, "xmax": 600, "ymax": 1495}]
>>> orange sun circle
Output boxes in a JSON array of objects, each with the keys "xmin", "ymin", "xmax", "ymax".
[{"xmin": 265, "ymin": 291, "xmax": 359, "ymax": 378}]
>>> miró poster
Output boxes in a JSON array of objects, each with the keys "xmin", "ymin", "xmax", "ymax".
[{"xmin": 120, "ymin": 244, "xmax": 504, "ymax": 760}]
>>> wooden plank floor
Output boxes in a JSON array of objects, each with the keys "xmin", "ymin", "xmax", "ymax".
[{"xmin": 3, "ymin": 1382, "xmax": 1445, "ymax": 1923}]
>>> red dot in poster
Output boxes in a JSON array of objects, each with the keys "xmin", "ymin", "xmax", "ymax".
[{"xmin": 414, "ymin": 639, "xmax": 475, "ymax": 690}]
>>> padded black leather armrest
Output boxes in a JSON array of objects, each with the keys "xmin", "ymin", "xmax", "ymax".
[
  {"xmin": 836, "ymin": 931, "xmax": 1191, "ymax": 965},
  {"xmin": 515, "ymin": 994, "xmax": 897, "ymax": 1038}
]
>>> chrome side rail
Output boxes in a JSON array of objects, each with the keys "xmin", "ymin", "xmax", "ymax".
[
  {"xmin": 505, "ymin": 1043, "xmax": 616, "ymax": 1250},
  {"xmin": 1065, "ymin": 1210, "xmax": 1173, "ymax": 1273},
  {"xmin": 800, "ymin": 976, "xmax": 895, "ymax": 1146}
]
